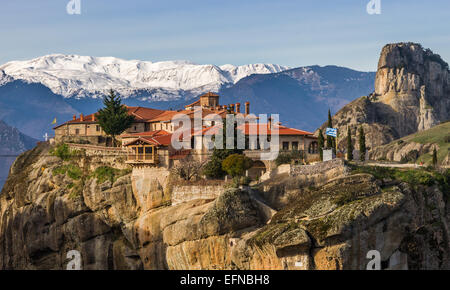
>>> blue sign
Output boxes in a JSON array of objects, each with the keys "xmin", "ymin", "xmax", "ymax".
[{"xmin": 326, "ymin": 128, "xmax": 337, "ymax": 137}]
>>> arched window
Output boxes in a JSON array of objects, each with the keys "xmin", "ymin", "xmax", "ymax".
[{"xmin": 308, "ymin": 141, "xmax": 319, "ymax": 154}]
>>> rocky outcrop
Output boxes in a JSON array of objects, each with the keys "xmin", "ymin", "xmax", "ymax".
[
  {"xmin": 0, "ymin": 120, "xmax": 37, "ymax": 189},
  {"xmin": 319, "ymin": 43, "xmax": 450, "ymax": 150},
  {"xmin": 0, "ymin": 143, "xmax": 449, "ymax": 269},
  {"xmin": 368, "ymin": 121, "xmax": 449, "ymax": 165},
  {"xmin": 243, "ymin": 173, "xmax": 450, "ymax": 270},
  {"xmin": 370, "ymin": 140, "xmax": 437, "ymax": 163}
]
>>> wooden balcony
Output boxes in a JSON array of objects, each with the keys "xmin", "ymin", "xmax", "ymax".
[{"xmin": 125, "ymin": 145, "xmax": 159, "ymax": 164}]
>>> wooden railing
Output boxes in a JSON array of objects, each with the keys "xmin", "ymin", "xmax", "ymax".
[{"xmin": 125, "ymin": 145, "xmax": 158, "ymax": 164}]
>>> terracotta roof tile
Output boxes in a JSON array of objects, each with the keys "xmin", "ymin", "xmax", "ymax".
[
  {"xmin": 121, "ymin": 130, "xmax": 170, "ymax": 138},
  {"xmin": 193, "ymin": 123, "xmax": 315, "ymax": 137}
]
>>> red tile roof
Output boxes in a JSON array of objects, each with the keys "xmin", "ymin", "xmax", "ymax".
[
  {"xmin": 193, "ymin": 123, "xmax": 314, "ymax": 137},
  {"xmin": 184, "ymin": 99, "xmax": 200, "ymax": 108},
  {"xmin": 121, "ymin": 130, "xmax": 170, "ymax": 138},
  {"xmin": 123, "ymin": 134, "xmax": 173, "ymax": 147},
  {"xmin": 54, "ymin": 106, "xmax": 167, "ymax": 129},
  {"xmin": 239, "ymin": 123, "xmax": 314, "ymax": 136},
  {"xmin": 128, "ymin": 106, "xmax": 166, "ymax": 121}
]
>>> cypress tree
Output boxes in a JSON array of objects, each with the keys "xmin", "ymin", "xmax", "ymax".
[
  {"xmin": 97, "ymin": 90, "xmax": 135, "ymax": 146},
  {"xmin": 347, "ymin": 127, "xmax": 353, "ymax": 161},
  {"xmin": 326, "ymin": 109, "xmax": 334, "ymax": 149},
  {"xmin": 359, "ymin": 126, "xmax": 366, "ymax": 161},
  {"xmin": 432, "ymin": 147, "xmax": 438, "ymax": 167},
  {"xmin": 318, "ymin": 129, "xmax": 324, "ymax": 161}
]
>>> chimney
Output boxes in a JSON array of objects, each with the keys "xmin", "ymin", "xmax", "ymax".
[
  {"xmin": 223, "ymin": 105, "xmax": 228, "ymax": 111},
  {"xmin": 236, "ymin": 103, "xmax": 241, "ymax": 113},
  {"xmin": 245, "ymin": 102, "xmax": 250, "ymax": 114},
  {"xmin": 229, "ymin": 104, "xmax": 235, "ymax": 113},
  {"xmin": 92, "ymin": 114, "xmax": 96, "ymax": 122},
  {"xmin": 80, "ymin": 114, "xmax": 84, "ymax": 122},
  {"xmin": 73, "ymin": 115, "xmax": 76, "ymax": 121}
]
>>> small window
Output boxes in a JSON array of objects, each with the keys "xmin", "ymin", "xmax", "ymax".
[
  {"xmin": 96, "ymin": 125, "xmax": 100, "ymax": 132},
  {"xmin": 292, "ymin": 142, "xmax": 299, "ymax": 150},
  {"xmin": 145, "ymin": 147, "xmax": 152, "ymax": 154},
  {"xmin": 134, "ymin": 126, "xmax": 137, "ymax": 131},
  {"xmin": 75, "ymin": 129, "xmax": 80, "ymax": 135},
  {"xmin": 282, "ymin": 142, "xmax": 289, "ymax": 150}
]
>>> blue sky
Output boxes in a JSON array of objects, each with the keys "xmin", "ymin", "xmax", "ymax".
[{"xmin": 0, "ymin": 0, "xmax": 449, "ymax": 71}]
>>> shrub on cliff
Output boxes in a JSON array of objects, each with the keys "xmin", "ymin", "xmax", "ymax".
[
  {"xmin": 203, "ymin": 121, "xmax": 243, "ymax": 179},
  {"xmin": 275, "ymin": 150, "xmax": 304, "ymax": 166},
  {"xmin": 91, "ymin": 166, "xmax": 131, "ymax": 184},
  {"xmin": 51, "ymin": 143, "xmax": 72, "ymax": 161},
  {"xmin": 222, "ymin": 154, "xmax": 253, "ymax": 178},
  {"xmin": 171, "ymin": 157, "xmax": 204, "ymax": 181},
  {"xmin": 53, "ymin": 164, "xmax": 82, "ymax": 180}
]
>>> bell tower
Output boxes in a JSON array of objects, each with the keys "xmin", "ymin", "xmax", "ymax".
[{"xmin": 199, "ymin": 92, "xmax": 220, "ymax": 108}]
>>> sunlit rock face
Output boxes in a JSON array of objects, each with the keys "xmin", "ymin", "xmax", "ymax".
[
  {"xmin": 374, "ymin": 42, "xmax": 450, "ymax": 136},
  {"xmin": 0, "ymin": 144, "xmax": 448, "ymax": 270},
  {"xmin": 318, "ymin": 42, "xmax": 450, "ymax": 149}
]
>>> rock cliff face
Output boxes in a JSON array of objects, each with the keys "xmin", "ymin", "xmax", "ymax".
[
  {"xmin": 319, "ymin": 43, "xmax": 450, "ymax": 150},
  {"xmin": 369, "ymin": 121, "xmax": 450, "ymax": 166},
  {"xmin": 0, "ymin": 120, "xmax": 37, "ymax": 189},
  {"xmin": 1, "ymin": 143, "xmax": 449, "ymax": 269}
]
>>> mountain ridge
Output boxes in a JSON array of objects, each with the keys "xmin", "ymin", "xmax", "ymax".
[
  {"xmin": 0, "ymin": 59, "xmax": 375, "ymax": 136},
  {"xmin": 0, "ymin": 54, "xmax": 290, "ymax": 99}
]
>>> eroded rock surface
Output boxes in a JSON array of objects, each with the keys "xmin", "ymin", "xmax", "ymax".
[
  {"xmin": 318, "ymin": 42, "xmax": 450, "ymax": 150},
  {"xmin": 0, "ymin": 144, "xmax": 449, "ymax": 270}
]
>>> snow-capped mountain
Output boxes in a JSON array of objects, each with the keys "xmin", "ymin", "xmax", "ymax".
[
  {"xmin": 0, "ymin": 70, "xmax": 12, "ymax": 86},
  {"xmin": 0, "ymin": 54, "xmax": 289, "ymax": 99}
]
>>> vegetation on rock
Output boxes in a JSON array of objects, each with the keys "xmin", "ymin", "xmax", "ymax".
[
  {"xmin": 275, "ymin": 149, "xmax": 304, "ymax": 166},
  {"xmin": 358, "ymin": 126, "xmax": 366, "ymax": 161},
  {"xmin": 203, "ymin": 122, "xmax": 243, "ymax": 179},
  {"xmin": 91, "ymin": 166, "xmax": 131, "ymax": 184},
  {"xmin": 222, "ymin": 154, "xmax": 253, "ymax": 178},
  {"xmin": 318, "ymin": 128, "xmax": 325, "ymax": 161},
  {"xmin": 346, "ymin": 126, "xmax": 353, "ymax": 161}
]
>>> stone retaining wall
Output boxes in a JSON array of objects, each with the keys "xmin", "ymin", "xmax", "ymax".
[
  {"xmin": 68, "ymin": 143, "xmax": 129, "ymax": 170},
  {"xmin": 290, "ymin": 159, "xmax": 346, "ymax": 176}
]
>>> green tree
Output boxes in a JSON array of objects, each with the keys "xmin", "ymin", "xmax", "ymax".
[
  {"xmin": 222, "ymin": 154, "xmax": 253, "ymax": 178},
  {"xmin": 347, "ymin": 127, "xmax": 353, "ymax": 161},
  {"xmin": 275, "ymin": 149, "xmax": 304, "ymax": 166},
  {"xmin": 326, "ymin": 109, "xmax": 334, "ymax": 149},
  {"xmin": 203, "ymin": 121, "xmax": 243, "ymax": 178},
  {"xmin": 318, "ymin": 128, "xmax": 324, "ymax": 161},
  {"xmin": 359, "ymin": 126, "xmax": 366, "ymax": 162},
  {"xmin": 432, "ymin": 147, "xmax": 438, "ymax": 167},
  {"xmin": 97, "ymin": 90, "xmax": 135, "ymax": 146}
]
